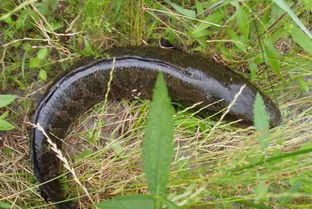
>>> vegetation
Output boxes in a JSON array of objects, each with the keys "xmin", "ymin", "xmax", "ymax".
[
  {"xmin": 97, "ymin": 73, "xmax": 177, "ymax": 209},
  {"xmin": 0, "ymin": 0, "xmax": 311, "ymax": 208},
  {"xmin": 0, "ymin": 94, "xmax": 17, "ymax": 131}
]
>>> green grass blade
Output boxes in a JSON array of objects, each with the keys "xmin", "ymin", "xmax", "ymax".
[
  {"xmin": 290, "ymin": 25, "xmax": 312, "ymax": 54},
  {"xmin": 253, "ymin": 93, "xmax": 270, "ymax": 149},
  {"xmin": 272, "ymin": 0, "xmax": 312, "ymax": 39},
  {"xmin": 0, "ymin": 0, "xmax": 36, "ymax": 21},
  {"xmin": 236, "ymin": 5, "xmax": 249, "ymax": 39},
  {"xmin": 263, "ymin": 37, "xmax": 281, "ymax": 77},
  {"xmin": 294, "ymin": 76, "xmax": 310, "ymax": 92},
  {"xmin": 230, "ymin": 148, "xmax": 312, "ymax": 172},
  {"xmin": 96, "ymin": 195, "xmax": 154, "ymax": 209},
  {"xmin": 209, "ymin": 191, "xmax": 273, "ymax": 209},
  {"xmin": 236, "ymin": 200, "xmax": 272, "ymax": 209},
  {"xmin": 143, "ymin": 73, "xmax": 174, "ymax": 197}
]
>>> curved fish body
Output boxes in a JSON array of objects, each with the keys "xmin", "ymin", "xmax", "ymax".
[{"xmin": 31, "ymin": 46, "xmax": 281, "ymax": 208}]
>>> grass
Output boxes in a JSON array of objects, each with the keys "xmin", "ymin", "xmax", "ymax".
[{"xmin": 0, "ymin": 0, "xmax": 311, "ymax": 208}]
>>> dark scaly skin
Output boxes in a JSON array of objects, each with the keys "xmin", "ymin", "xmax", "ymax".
[{"xmin": 31, "ymin": 46, "xmax": 281, "ymax": 208}]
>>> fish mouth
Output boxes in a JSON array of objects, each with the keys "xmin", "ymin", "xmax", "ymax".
[{"xmin": 229, "ymin": 94, "xmax": 282, "ymax": 128}]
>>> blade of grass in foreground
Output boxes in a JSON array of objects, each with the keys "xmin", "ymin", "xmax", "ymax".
[
  {"xmin": 272, "ymin": 0, "xmax": 312, "ymax": 39},
  {"xmin": 208, "ymin": 191, "xmax": 273, "ymax": 209},
  {"xmin": 143, "ymin": 73, "xmax": 174, "ymax": 203},
  {"xmin": 230, "ymin": 148, "xmax": 312, "ymax": 172},
  {"xmin": 96, "ymin": 195, "xmax": 154, "ymax": 209}
]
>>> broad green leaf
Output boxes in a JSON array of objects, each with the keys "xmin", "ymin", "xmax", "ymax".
[
  {"xmin": 253, "ymin": 93, "xmax": 270, "ymax": 132},
  {"xmin": 2, "ymin": 16, "xmax": 14, "ymax": 25},
  {"xmin": 290, "ymin": 25, "xmax": 312, "ymax": 54},
  {"xmin": 253, "ymin": 93, "xmax": 270, "ymax": 149},
  {"xmin": 272, "ymin": 0, "xmax": 312, "ymax": 39},
  {"xmin": 37, "ymin": 48, "xmax": 49, "ymax": 60},
  {"xmin": 193, "ymin": 37, "xmax": 208, "ymax": 49},
  {"xmin": 143, "ymin": 73, "xmax": 174, "ymax": 196},
  {"xmin": 190, "ymin": 29, "xmax": 211, "ymax": 39},
  {"xmin": 192, "ymin": 10, "xmax": 224, "ymax": 36},
  {"xmin": 195, "ymin": 0, "xmax": 204, "ymax": 15},
  {"xmin": 39, "ymin": 69, "xmax": 48, "ymax": 81},
  {"xmin": 15, "ymin": 10, "xmax": 28, "ymax": 30},
  {"xmin": 236, "ymin": 5, "xmax": 249, "ymax": 39},
  {"xmin": 263, "ymin": 37, "xmax": 281, "ymax": 76},
  {"xmin": 0, "ymin": 94, "xmax": 17, "ymax": 108},
  {"xmin": 0, "ymin": 119, "xmax": 15, "ymax": 131},
  {"xmin": 96, "ymin": 195, "xmax": 154, "ymax": 209},
  {"xmin": 164, "ymin": 0, "xmax": 196, "ymax": 18},
  {"xmin": 0, "ymin": 201, "xmax": 12, "ymax": 209}
]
